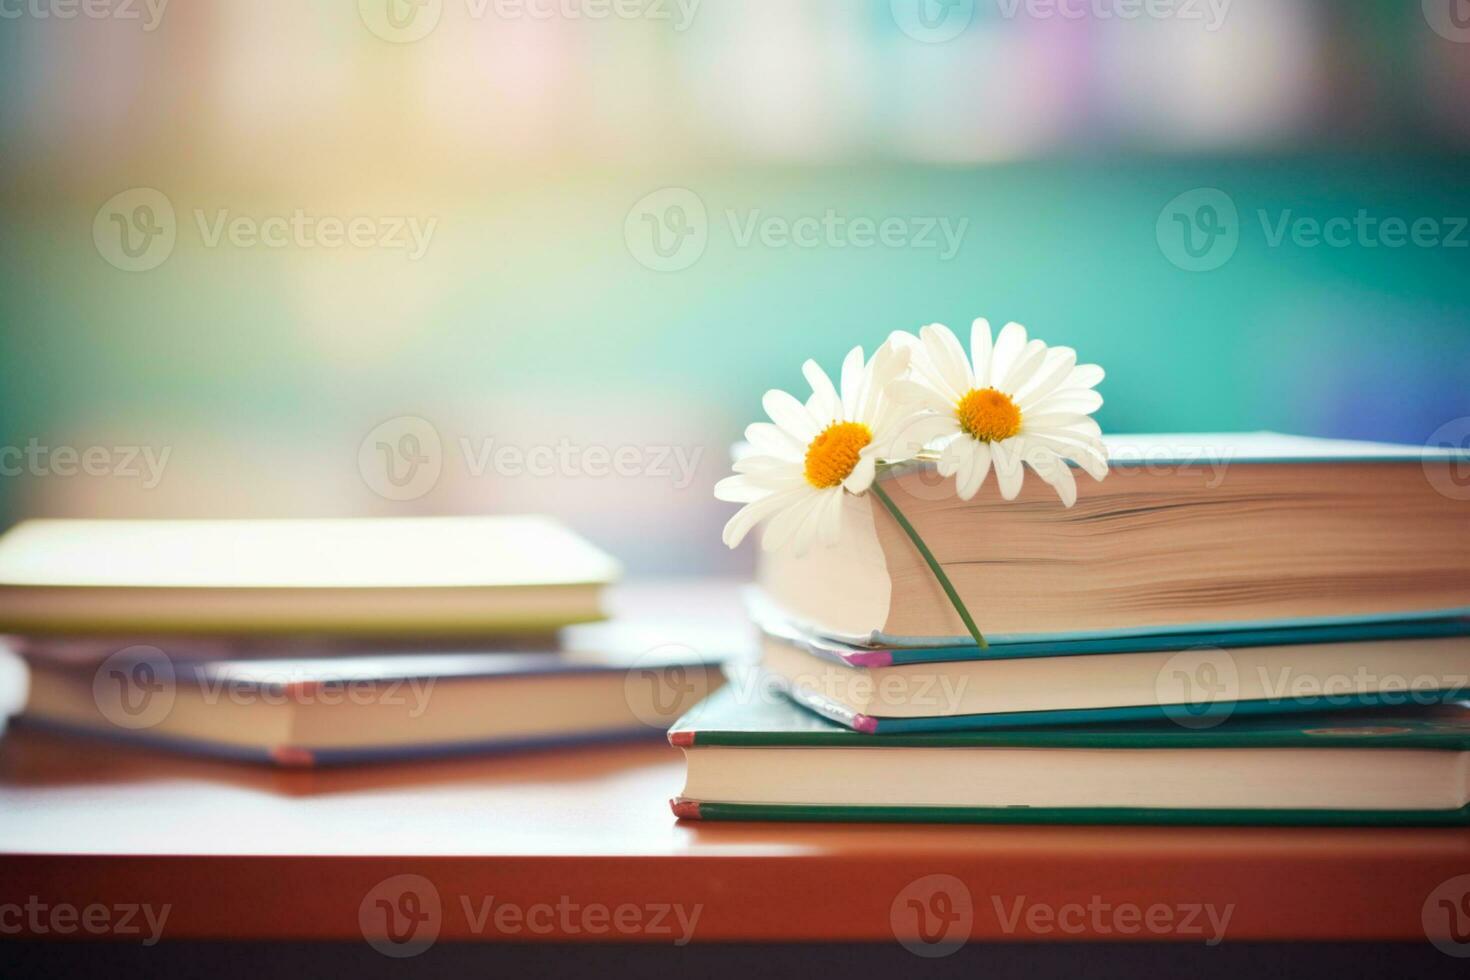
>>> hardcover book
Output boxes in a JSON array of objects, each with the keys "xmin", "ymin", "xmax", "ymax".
[
  {"xmin": 751, "ymin": 594, "xmax": 1470, "ymax": 732},
  {"xmin": 758, "ymin": 432, "xmax": 1470, "ymax": 646},
  {"xmin": 0, "ymin": 516, "xmax": 621, "ymax": 635},
  {"xmin": 669, "ymin": 686, "xmax": 1470, "ymax": 825},
  {"xmin": 20, "ymin": 641, "xmax": 724, "ymax": 766}
]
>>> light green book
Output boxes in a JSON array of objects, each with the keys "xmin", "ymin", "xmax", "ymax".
[
  {"xmin": 669, "ymin": 686, "xmax": 1470, "ymax": 825},
  {"xmin": 0, "ymin": 516, "xmax": 620, "ymax": 635}
]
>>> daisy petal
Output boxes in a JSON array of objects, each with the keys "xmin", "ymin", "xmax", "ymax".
[
  {"xmin": 713, "ymin": 475, "xmax": 768, "ymax": 503},
  {"xmin": 968, "ymin": 318, "xmax": 993, "ymax": 389},
  {"xmin": 721, "ymin": 487, "xmax": 804, "ymax": 548},
  {"xmin": 998, "ymin": 339, "xmax": 1047, "ymax": 395},
  {"xmin": 817, "ymin": 488, "xmax": 846, "ymax": 545},
  {"xmin": 987, "ymin": 322, "xmax": 1028, "ymax": 389},
  {"xmin": 992, "ymin": 439, "xmax": 1025, "ymax": 500},
  {"xmin": 1028, "ymin": 388, "xmax": 1103, "ymax": 415},
  {"xmin": 1014, "ymin": 348, "xmax": 1077, "ymax": 409},
  {"xmin": 1022, "ymin": 411, "xmax": 1097, "ymax": 432},
  {"xmin": 843, "ymin": 452, "xmax": 877, "ymax": 493},
  {"xmin": 955, "ymin": 442, "xmax": 992, "ymax": 500},
  {"xmin": 763, "ymin": 389, "xmax": 819, "ymax": 442},
  {"xmin": 802, "ymin": 359, "xmax": 842, "ymax": 425},
  {"xmin": 744, "ymin": 421, "xmax": 805, "ymax": 461},
  {"xmin": 937, "ymin": 436, "xmax": 967, "ymax": 478},
  {"xmin": 919, "ymin": 323, "xmax": 972, "ymax": 400},
  {"xmin": 1067, "ymin": 363, "xmax": 1105, "ymax": 389},
  {"xmin": 838, "ymin": 346, "xmax": 865, "ymax": 418},
  {"xmin": 761, "ymin": 491, "xmax": 823, "ymax": 553},
  {"xmin": 1025, "ymin": 446, "xmax": 1077, "ymax": 507},
  {"xmin": 892, "ymin": 414, "xmax": 960, "ymax": 459},
  {"xmin": 886, "ymin": 379, "xmax": 954, "ymax": 415}
]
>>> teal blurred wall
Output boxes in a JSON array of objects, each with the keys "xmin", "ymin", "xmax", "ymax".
[{"xmin": 1, "ymin": 1, "xmax": 1467, "ymax": 572}]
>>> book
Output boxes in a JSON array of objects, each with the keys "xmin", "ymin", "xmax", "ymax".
[
  {"xmin": 668, "ymin": 685, "xmax": 1470, "ymax": 825},
  {"xmin": 753, "ymin": 596, "xmax": 1470, "ymax": 731},
  {"xmin": 0, "ymin": 516, "xmax": 620, "ymax": 635},
  {"xmin": 759, "ymin": 432, "xmax": 1470, "ymax": 646},
  {"xmin": 19, "ymin": 640, "xmax": 725, "ymax": 766}
]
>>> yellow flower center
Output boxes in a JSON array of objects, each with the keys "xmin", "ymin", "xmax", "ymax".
[
  {"xmin": 803, "ymin": 421, "xmax": 872, "ymax": 489},
  {"xmin": 956, "ymin": 387, "xmax": 1021, "ymax": 442}
]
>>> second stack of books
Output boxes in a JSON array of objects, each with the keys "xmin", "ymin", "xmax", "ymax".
[{"xmin": 671, "ymin": 433, "xmax": 1470, "ymax": 825}]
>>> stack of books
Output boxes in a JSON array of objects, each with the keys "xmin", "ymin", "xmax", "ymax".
[
  {"xmin": 671, "ymin": 433, "xmax": 1470, "ymax": 825},
  {"xmin": 0, "ymin": 516, "xmax": 722, "ymax": 765}
]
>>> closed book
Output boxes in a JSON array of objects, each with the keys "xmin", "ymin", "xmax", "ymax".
[
  {"xmin": 668, "ymin": 686, "xmax": 1470, "ymax": 825},
  {"xmin": 759, "ymin": 432, "xmax": 1470, "ymax": 646},
  {"xmin": 20, "ymin": 641, "xmax": 725, "ymax": 766},
  {"xmin": 751, "ymin": 592, "xmax": 1470, "ymax": 732},
  {"xmin": 0, "ymin": 516, "xmax": 620, "ymax": 635}
]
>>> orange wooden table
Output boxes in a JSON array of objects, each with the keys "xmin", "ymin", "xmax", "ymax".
[{"xmin": 1, "ymin": 582, "xmax": 1467, "ymax": 951}]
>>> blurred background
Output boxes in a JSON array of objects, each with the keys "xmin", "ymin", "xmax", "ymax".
[{"xmin": 0, "ymin": 0, "xmax": 1467, "ymax": 574}]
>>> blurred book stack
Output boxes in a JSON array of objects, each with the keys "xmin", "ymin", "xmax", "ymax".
[
  {"xmin": 671, "ymin": 433, "xmax": 1470, "ymax": 825},
  {"xmin": 0, "ymin": 516, "xmax": 722, "ymax": 765}
]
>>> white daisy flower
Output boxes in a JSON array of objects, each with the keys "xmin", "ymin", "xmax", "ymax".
[
  {"xmin": 715, "ymin": 340, "xmax": 915, "ymax": 554},
  {"xmin": 892, "ymin": 319, "xmax": 1108, "ymax": 506}
]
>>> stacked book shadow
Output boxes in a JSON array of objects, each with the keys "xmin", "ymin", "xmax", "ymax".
[
  {"xmin": 0, "ymin": 516, "xmax": 723, "ymax": 765},
  {"xmin": 671, "ymin": 433, "xmax": 1470, "ymax": 825}
]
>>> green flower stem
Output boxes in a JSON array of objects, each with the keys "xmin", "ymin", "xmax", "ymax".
[{"xmin": 868, "ymin": 480, "xmax": 988, "ymax": 650}]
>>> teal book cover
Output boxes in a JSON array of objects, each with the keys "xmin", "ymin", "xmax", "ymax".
[{"xmin": 669, "ymin": 687, "xmax": 1470, "ymax": 826}]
